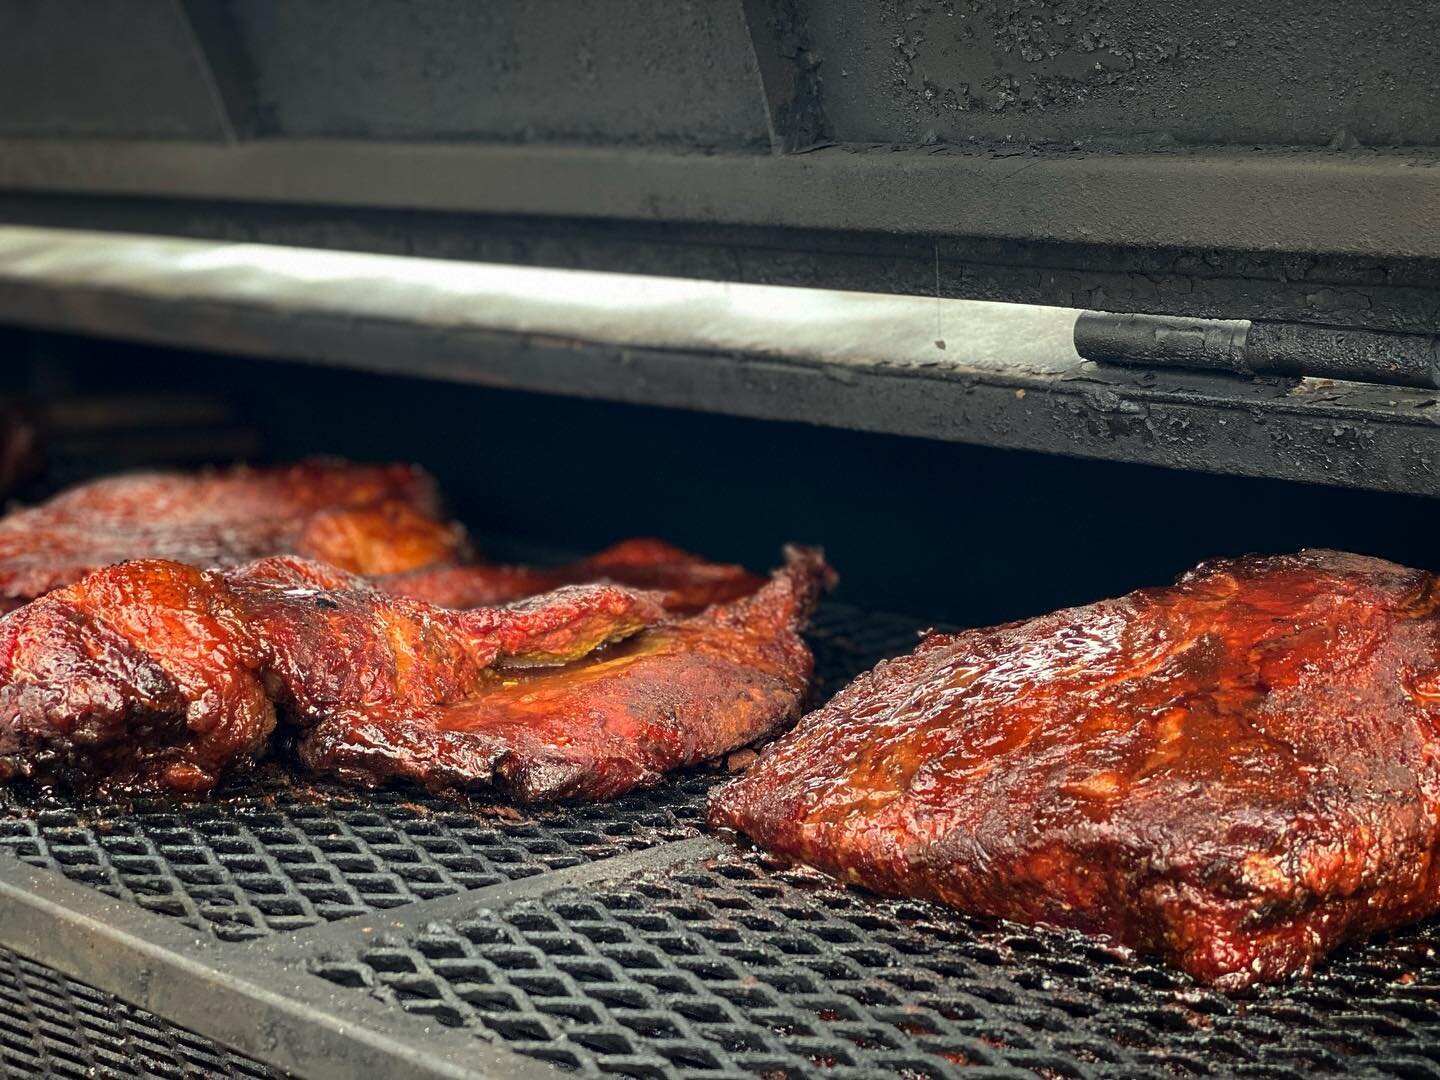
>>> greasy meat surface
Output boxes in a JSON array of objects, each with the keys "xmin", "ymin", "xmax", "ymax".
[
  {"xmin": 0, "ymin": 464, "xmax": 758, "ymax": 615},
  {"xmin": 299, "ymin": 546, "xmax": 833, "ymax": 801},
  {"xmin": 0, "ymin": 560, "xmax": 270, "ymax": 795},
  {"xmin": 0, "ymin": 460, "xmax": 467, "ymax": 605},
  {"xmin": 0, "ymin": 557, "xmax": 663, "ymax": 795},
  {"xmin": 710, "ymin": 550, "xmax": 1440, "ymax": 989},
  {"xmin": 380, "ymin": 538, "xmax": 764, "ymax": 613},
  {"xmin": 0, "ymin": 546, "xmax": 830, "ymax": 801}
]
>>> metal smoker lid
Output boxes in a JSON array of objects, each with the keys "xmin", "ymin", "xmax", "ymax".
[
  {"xmin": 0, "ymin": 2, "xmax": 1436, "ymax": 327},
  {"xmin": 0, "ymin": 2, "xmax": 1437, "ymax": 498}
]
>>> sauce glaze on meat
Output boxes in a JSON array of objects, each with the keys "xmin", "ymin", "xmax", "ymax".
[
  {"xmin": 0, "ymin": 546, "xmax": 831, "ymax": 802},
  {"xmin": 380, "ymin": 537, "xmax": 762, "ymax": 614},
  {"xmin": 0, "ymin": 459, "xmax": 467, "ymax": 606},
  {"xmin": 711, "ymin": 550, "xmax": 1440, "ymax": 988}
]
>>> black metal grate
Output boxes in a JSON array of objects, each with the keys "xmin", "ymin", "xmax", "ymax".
[
  {"xmin": 0, "ymin": 605, "xmax": 915, "ymax": 943},
  {"xmin": 308, "ymin": 851, "xmax": 1440, "ymax": 1080},
  {"xmin": 0, "ymin": 770, "xmax": 720, "ymax": 943},
  {"xmin": 804, "ymin": 605, "xmax": 939, "ymax": 701},
  {"xmin": 0, "ymin": 946, "xmax": 283, "ymax": 1079}
]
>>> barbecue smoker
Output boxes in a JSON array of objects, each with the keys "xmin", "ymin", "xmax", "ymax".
[{"xmin": 0, "ymin": 3, "xmax": 1439, "ymax": 1078}]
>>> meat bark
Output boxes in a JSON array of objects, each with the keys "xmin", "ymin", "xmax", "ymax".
[
  {"xmin": 710, "ymin": 550, "xmax": 1440, "ymax": 989},
  {"xmin": 0, "ymin": 460, "xmax": 467, "ymax": 606},
  {"xmin": 0, "ymin": 466, "xmax": 759, "ymax": 614},
  {"xmin": 299, "ymin": 546, "xmax": 833, "ymax": 801},
  {"xmin": 0, "ymin": 557, "xmax": 662, "ymax": 795},
  {"xmin": 0, "ymin": 547, "xmax": 830, "ymax": 801}
]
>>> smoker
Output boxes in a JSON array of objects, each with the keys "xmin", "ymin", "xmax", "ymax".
[{"xmin": 0, "ymin": 3, "xmax": 1437, "ymax": 1078}]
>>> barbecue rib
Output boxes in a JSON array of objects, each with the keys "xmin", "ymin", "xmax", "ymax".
[
  {"xmin": 299, "ymin": 545, "xmax": 833, "ymax": 801},
  {"xmin": 0, "ymin": 547, "xmax": 830, "ymax": 800},
  {"xmin": 0, "ymin": 557, "xmax": 664, "ymax": 795},
  {"xmin": 710, "ymin": 550, "xmax": 1440, "ymax": 989},
  {"xmin": 0, "ymin": 465, "xmax": 759, "ymax": 614},
  {"xmin": 0, "ymin": 460, "xmax": 468, "ymax": 606},
  {"xmin": 380, "ymin": 538, "xmax": 764, "ymax": 613}
]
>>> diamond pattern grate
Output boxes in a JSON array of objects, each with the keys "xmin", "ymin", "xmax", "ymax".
[
  {"xmin": 0, "ymin": 946, "xmax": 283, "ymax": 1080},
  {"xmin": 308, "ymin": 852, "xmax": 1440, "ymax": 1080},
  {"xmin": 0, "ymin": 770, "xmax": 720, "ymax": 943}
]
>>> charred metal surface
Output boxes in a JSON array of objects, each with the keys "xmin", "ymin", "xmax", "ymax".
[
  {"xmin": 0, "ymin": 836, "xmax": 714, "ymax": 1080},
  {"xmin": 802, "ymin": 0, "xmax": 1440, "ymax": 149},
  {"xmin": 0, "ymin": 854, "xmax": 554, "ymax": 1080},
  {"xmin": 739, "ymin": 0, "xmax": 829, "ymax": 153},
  {"xmin": 0, "ymin": 0, "xmax": 230, "ymax": 139},
  {"xmin": 0, "ymin": 946, "xmax": 282, "ymax": 1079},
  {"xmin": 0, "ymin": 140, "xmax": 1436, "ymax": 263},
  {"xmin": 6, "ymin": 0, "xmax": 1435, "ymax": 149},
  {"xmin": 1245, "ymin": 323, "xmax": 1440, "ymax": 391},
  {"xmin": 174, "ymin": 0, "xmax": 261, "ymax": 143},
  {"xmin": 0, "ymin": 225, "xmax": 1433, "ymax": 497},
  {"xmin": 7, "ymin": 291, "xmax": 1437, "ymax": 496},
  {"xmin": 256, "ymin": 838, "xmax": 726, "ymax": 960},
  {"xmin": 1, "ymin": 194, "xmax": 1437, "ymax": 337},
  {"xmin": 0, "ymin": 767, "xmax": 722, "ymax": 942},
  {"xmin": 300, "ymin": 846, "xmax": 1440, "ymax": 1079},
  {"xmin": 1076, "ymin": 312, "xmax": 1250, "ymax": 371},
  {"xmin": 3, "ymin": 0, "xmax": 1437, "ymax": 346}
]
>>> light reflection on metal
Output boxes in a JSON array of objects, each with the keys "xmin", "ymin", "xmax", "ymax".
[{"xmin": 0, "ymin": 225, "xmax": 1083, "ymax": 375}]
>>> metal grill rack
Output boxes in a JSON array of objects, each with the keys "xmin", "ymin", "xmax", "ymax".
[
  {"xmin": 0, "ymin": 946, "xmax": 280, "ymax": 1080},
  {"xmin": 0, "ymin": 770, "xmax": 720, "ymax": 944},
  {"xmin": 3, "ymin": 603, "xmax": 1438, "ymax": 1080},
  {"xmin": 304, "ymin": 851, "xmax": 1440, "ymax": 1080}
]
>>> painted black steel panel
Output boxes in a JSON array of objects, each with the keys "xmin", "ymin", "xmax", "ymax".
[
  {"xmin": 0, "ymin": 0, "xmax": 228, "ymax": 139},
  {"xmin": 225, "ymin": 0, "xmax": 772, "ymax": 148}
]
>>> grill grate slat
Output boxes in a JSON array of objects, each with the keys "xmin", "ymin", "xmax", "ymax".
[
  {"xmin": 0, "ymin": 771, "xmax": 721, "ymax": 942},
  {"xmin": 0, "ymin": 945, "xmax": 282, "ymax": 1079}
]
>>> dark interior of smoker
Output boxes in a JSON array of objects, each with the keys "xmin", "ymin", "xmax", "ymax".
[{"xmin": 7, "ymin": 332, "xmax": 1435, "ymax": 625}]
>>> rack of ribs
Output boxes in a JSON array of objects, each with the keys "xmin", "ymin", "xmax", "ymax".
[
  {"xmin": 710, "ymin": 550, "xmax": 1440, "ymax": 989},
  {"xmin": 0, "ymin": 459, "xmax": 469, "ymax": 607},
  {"xmin": 0, "ymin": 465, "xmax": 761, "ymax": 614},
  {"xmin": 379, "ymin": 537, "xmax": 764, "ymax": 614},
  {"xmin": 0, "ymin": 546, "xmax": 831, "ymax": 799},
  {"xmin": 302, "ymin": 545, "xmax": 832, "ymax": 801}
]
